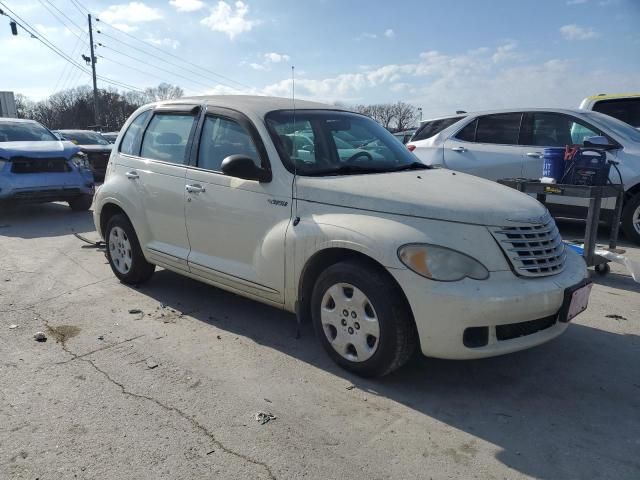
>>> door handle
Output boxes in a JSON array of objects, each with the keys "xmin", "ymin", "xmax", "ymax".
[
  {"xmin": 185, "ymin": 184, "xmax": 205, "ymax": 193},
  {"xmin": 125, "ymin": 171, "xmax": 139, "ymax": 179},
  {"xmin": 451, "ymin": 146, "xmax": 467, "ymax": 152},
  {"xmin": 526, "ymin": 152, "xmax": 543, "ymax": 158}
]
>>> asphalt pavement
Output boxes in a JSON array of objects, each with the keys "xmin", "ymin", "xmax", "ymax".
[{"xmin": 1, "ymin": 203, "xmax": 638, "ymax": 480}]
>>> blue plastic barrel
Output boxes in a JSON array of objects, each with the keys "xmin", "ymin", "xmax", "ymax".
[{"xmin": 542, "ymin": 148, "xmax": 566, "ymax": 181}]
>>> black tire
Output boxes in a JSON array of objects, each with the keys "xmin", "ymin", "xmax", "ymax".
[
  {"xmin": 105, "ymin": 214, "xmax": 155, "ymax": 284},
  {"xmin": 68, "ymin": 194, "xmax": 93, "ymax": 211},
  {"xmin": 311, "ymin": 260, "xmax": 417, "ymax": 377},
  {"xmin": 594, "ymin": 263, "xmax": 610, "ymax": 276},
  {"xmin": 621, "ymin": 193, "xmax": 640, "ymax": 245}
]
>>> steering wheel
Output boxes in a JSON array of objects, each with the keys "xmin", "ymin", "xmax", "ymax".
[{"xmin": 346, "ymin": 151, "xmax": 373, "ymax": 163}]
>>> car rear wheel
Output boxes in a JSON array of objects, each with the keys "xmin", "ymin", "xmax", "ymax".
[
  {"xmin": 68, "ymin": 194, "xmax": 93, "ymax": 211},
  {"xmin": 105, "ymin": 214, "xmax": 155, "ymax": 284},
  {"xmin": 621, "ymin": 193, "xmax": 640, "ymax": 245},
  {"xmin": 311, "ymin": 260, "xmax": 417, "ymax": 377}
]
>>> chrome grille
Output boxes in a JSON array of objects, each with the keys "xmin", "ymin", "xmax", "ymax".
[{"xmin": 490, "ymin": 214, "xmax": 566, "ymax": 277}]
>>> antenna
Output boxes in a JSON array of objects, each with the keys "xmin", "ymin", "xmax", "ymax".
[
  {"xmin": 291, "ymin": 65, "xmax": 299, "ymax": 221},
  {"xmin": 291, "ymin": 64, "xmax": 301, "ymax": 339}
]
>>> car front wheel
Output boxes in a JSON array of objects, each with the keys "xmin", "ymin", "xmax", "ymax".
[
  {"xmin": 105, "ymin": 214, "xmax": 155, "ymax": 284},
  {"xmin": 311, "ymin": 260, "xmax": 417, "ymax": 377}
]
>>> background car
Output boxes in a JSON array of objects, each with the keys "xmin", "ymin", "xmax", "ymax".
[
  {"xmin": 580, "ymin": 93, "xmax": 640, "ymax": 129},
  {"xmin": 101, "ymin": 131, "xmax": 119, "ymax": 144},
  {"xmin": 392, "ymin": 129, "xmax": 417, "ymax": 144},
  {"xmin": 0, "ymin": 119, "xmax": 95, "ymax": 210},
  {"xmin": 408, "ymin": 108, "xmax": 640, "ymax": 244},
  {"xmin": 55, "ymin": 129, "xmax": 113, "ymax": 181}
]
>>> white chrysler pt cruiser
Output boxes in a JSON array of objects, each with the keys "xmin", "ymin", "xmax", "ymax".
[{"xmin": 93, "ymin": 96, "xmax": 591, "ymax": 377}]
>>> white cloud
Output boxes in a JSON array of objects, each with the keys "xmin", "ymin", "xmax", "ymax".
[
  {"xmin": 238, "ymin": 43, "xmax": 640, "ymax": 117},
  {"xmin": 112, "ymin": 23, "xmax": 139, "ymax": 32},
  {"xmin": 384, "ymin": 29, "xmax": 395, "ymax": 38},
  {"xmin": 492, "ymin": 41, "xmax": 518, "ymax": 63},
  {"xmin": 200, "ymin": 1, "xmax": 258, "ymax": 39},
  {"xmin": 264, "ymin": 52, "xmax": 290, "ymax": 63},
  {"xmin": 356, "ymin": 32, "xmax": 377, "ymax": 41},
  {"xmin": 560, "ymin": 24, "xmax": 599, "ymax": 40},
  {"xmin": 100, "ymin": 2, "xmax": 163, "ymax": 23},
  {"xmin": 145, "ymin": 35, "xmax": 180, "ymax": 49},
  {"xmin": 169, "ymin": 0, "xmax": 205, "ymax": 12},
  {"xmin": 567, "ymin": 0, "xmax": 587, "ymax": 5}
]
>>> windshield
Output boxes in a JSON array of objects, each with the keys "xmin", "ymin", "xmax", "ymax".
[
  {"xmin": 582, "ymin": 111, "xmax": 640, "ymax": 143},
  {"xmin": 265, "ymin": 110, "xmax": 426, "ymax": 176},
  {"xmin": 61, "ymin": 131, "xmax": 110, "ymax": 145},
  {"xmin": 0, "ymin": 121, "xmax": 57, "ymax": 142}
]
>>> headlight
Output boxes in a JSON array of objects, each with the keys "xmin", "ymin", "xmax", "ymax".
[
  {"xmin": 398, "ymin": 244, "xmax": 489, "ymax": 281},
  {"xmin": 71, "ymin": 153, "xmax": 90, "ymax": 169}
]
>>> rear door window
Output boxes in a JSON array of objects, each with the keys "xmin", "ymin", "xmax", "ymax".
[
  {"xmin": 474, "ymin": 113, "xmax": 522, "ymax": 145},
  {"xmin": 197, "ymin": 115, "xmax": 260, "ymax": 172},
  {"xmin": 412, "ymin": 117, "xmax": 464, "ymax": 141},
  {"xmin": 140, "ymin": 113, "xmax": 196, "ymax": 164},
  {"xmin": 592, "ymin": 98, "xmax": 640, "ymax": 128},
  {"xmin": 120, "ymin": 110, "xmax": 151, "ymax": 155},
  {"xmin": 454, "ymin": 118, "xmax": 478, "ymax": 142}
]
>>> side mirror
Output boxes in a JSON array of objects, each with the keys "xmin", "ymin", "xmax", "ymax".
[
  {"xmin": 583, "ymin": 135, "xmax": 618, "ymax": 150},
  {"xmin": 221, "ymin": 155, "xmax": 271, "ymax": 182}
]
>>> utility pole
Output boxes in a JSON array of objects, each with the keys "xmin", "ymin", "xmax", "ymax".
[{"xmin": 87, "ymin": 13, "xmax": 99, "ymax": 127}]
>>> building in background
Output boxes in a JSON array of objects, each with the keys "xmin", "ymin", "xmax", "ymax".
[{"xmin": 0, "ymin": 91, "xmax": 17, "ymax": 118}]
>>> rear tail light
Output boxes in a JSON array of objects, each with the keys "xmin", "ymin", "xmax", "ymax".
[{"xmin": 407, "ymin": 144, "xmax": 416, "ymax": 152}]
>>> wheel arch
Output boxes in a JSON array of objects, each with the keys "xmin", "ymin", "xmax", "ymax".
[
  {"xmin": 296, "ymin": 247, "xmax": 414, "ymax": 327},
  {"xmin": 99, "ymin": 202, "xmax": 130, "ymax": 238}
]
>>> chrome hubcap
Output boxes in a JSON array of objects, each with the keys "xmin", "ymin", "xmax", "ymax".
[
  {"xmin": 108, "ymin": 226, "xmax": 132, "ymax": 274},
  {"xmin": 320, "ymin": 283, "xmax": 380, "ymax": 362},
  {"xmin": 633, "ymin": 205, "xmax": 640, "ymax": 235}
]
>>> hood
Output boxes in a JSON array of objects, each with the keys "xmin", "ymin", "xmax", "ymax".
[
  {"xmin": 0, "ymin": 141, "xmax": 81, "ymax": 159},
  {"xmin": 296, "ymin": 168, "xmax": 547, "ymax": 227}
]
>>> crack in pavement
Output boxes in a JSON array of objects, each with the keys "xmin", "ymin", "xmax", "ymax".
[
  {"xmin": 0, "ymin": 277, "xmax": 113, "ymax": 314},
  {"xmin": 54, "ymin": 335, "xmax": 146, "ymax": 365},
  {"xmin": 33, "ymin": 310, "xmax": 276, "ymax": 480}
]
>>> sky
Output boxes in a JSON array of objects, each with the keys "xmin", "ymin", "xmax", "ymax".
[{"xmin": 0, "ymin": 0, "xmax": 639, "ymax": 118}]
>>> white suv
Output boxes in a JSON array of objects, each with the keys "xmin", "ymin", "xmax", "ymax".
[
  {"xmin": 409, "ymin": 108, "xmax": 640, "ymax": 244},
  {"xmin": 94, "ymin": 96, "xmax": 589, "ymax": 377}
]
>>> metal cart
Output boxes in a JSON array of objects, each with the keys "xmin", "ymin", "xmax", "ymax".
[{"xmin": 498, "ymin": 179, "xmax": 625, "ymax": 275}]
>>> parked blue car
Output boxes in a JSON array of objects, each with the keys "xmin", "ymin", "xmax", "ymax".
[{"xmin": 0, "ymin": 118, "xmax": 95, "ymax": 210}]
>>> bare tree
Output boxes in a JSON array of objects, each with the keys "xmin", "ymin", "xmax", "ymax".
[
  {"xmin": 392, "ymin": 101, "xmax": 419, "ymax": 132},
  {"xmin": 144, "ymin": 82, "xmax": 184, "ymax": 102},
  {"xmin": 352, "ymin": 102, "xmax": 419, "ymax": 131},
  {"xmin": 14, "ymin": 94, "xmax": 33, "ymax": 119}
]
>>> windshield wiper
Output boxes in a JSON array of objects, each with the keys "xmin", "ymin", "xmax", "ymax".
[
  {"xmin": 306, "ymin": 164, "xmax": 387, "ymax": 176},
  {"xmin": 389, "ymin": 161, "xmax": 430, "ymax": 172}
]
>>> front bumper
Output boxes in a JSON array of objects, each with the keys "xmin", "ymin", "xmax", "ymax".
[
  {"xmin": 0, "ymin": 171, "xmax": 94, "ymax": 203},
  {"xmin": 390, "ymin": 248, "xmax": 588, "ymax": 359}
]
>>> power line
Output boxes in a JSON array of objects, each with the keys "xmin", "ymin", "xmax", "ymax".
[
  {"xmin": 0, "ymin": 2, "xmax": 143, "ymax": 93},
  {"xmin": 69, "ymin": 0, "xmax": 89, "ymax": 14},
  {"xmin": 98, "ymin": 53, "xmax": 205, "ymax": 95},
  {"xmin": 99, "ymin": 43, "xmax": 232, "ymax": 93},
  {"xmin": 39, "ymin": 0, "xmax": 84, "ymax": 36},
  {"xmin": 54, "ymin": 32, "xmax": 86, "ymax": 92},
  {"xmin": 97, "ymin": 30, "xmax": 244, "ymax": 92},
  {"xmin": 96, "ymin": 19, "xmax": 253, "ymax": 91},
  {"xmin": 67, "ymin": 0, "xmax": 88, "ymax": 16}
]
